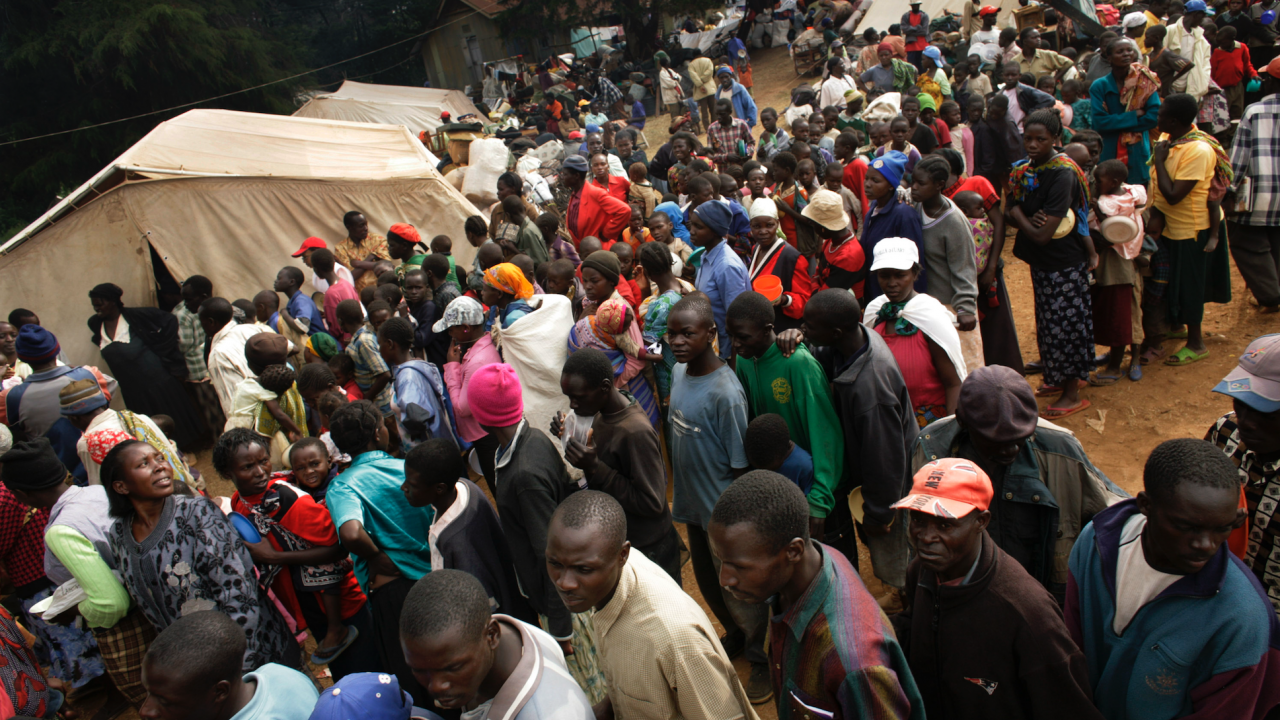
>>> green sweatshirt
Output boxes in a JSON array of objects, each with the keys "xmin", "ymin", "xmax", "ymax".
[{"xmin": 735, "ymin": 344, "xmax": 846, "ymax": 517}]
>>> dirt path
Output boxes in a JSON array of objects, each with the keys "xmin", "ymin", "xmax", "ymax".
[{"xmin": 78, "ymin": 46, "xmax": 1275, "ymax": 719}]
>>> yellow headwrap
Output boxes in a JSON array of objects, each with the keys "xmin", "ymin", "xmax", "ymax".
[{"xmin": 483, "ymin": 263, "xmax": 534, "ymax": 300}]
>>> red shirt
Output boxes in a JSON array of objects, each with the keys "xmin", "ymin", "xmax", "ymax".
[
  {"xmin": 0, "ymin": 485, "xmax": 49, "ymax": 591},
  {"xmin": 1210, "ymin": 44, "xmax": 1257, "ymax": 88},
  {"xmin": 323, "ymin": 280, "xmax": 360, "ymax": 345},
  {"xmin": 905, "ymin": 13, "xmax": 929, "ymax": 51},
  {"xmin": 752, "ymin": 246, "xmax": 813, "ymax": 321},
  {"xmin": 591, "ymin": 175, "xmax": 632, "ymax": 205},
  {"xmin": 342, "ymin": 381, "xmax": 365, "ymax": 402},
  {"xmin": 930, "ymin": 119, "xmax": 953, "ymax": 148},
  {"xmin": 232, "ymin": 475, "xmax": 367, "ymax": 628}
]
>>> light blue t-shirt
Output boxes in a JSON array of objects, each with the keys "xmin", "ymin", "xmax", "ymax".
[
  {"xmin": 777, "ymin": 443, "xmax": 815, "ymax": 496},
  {"xmin": 326, "ymin": 450, "xmax": 435, "ymax": 590},
  {"xmin": 669, "ymin": 364, "xmax": 750, "ymax": 529},
  {"xmin": 231, "ymin": 663, "xmax": 319, "ymax": 720}
]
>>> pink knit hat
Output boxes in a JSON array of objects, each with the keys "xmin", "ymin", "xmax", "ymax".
[{"xmin": 467, "ymin": 364, "xmax": 524, "ymax": 427}]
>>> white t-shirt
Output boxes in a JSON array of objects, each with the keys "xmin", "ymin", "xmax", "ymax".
[
  {"xmin": 1113, "ymin": 513, "xmax": 1183, "ymax": 635},
  {"xmin": 971, "ymin": 28, "xmax": 1000, "ymax": 45}
]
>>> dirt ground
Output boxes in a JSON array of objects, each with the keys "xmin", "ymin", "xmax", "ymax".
[{"xmin": 70, "ymin": 44, "xmax": 1276, "ymax": 719}]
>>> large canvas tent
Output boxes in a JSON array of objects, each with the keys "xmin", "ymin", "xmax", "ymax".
[
  {"xmin": 293, "ymin": 80, "xmax": 486, "ymax": 132},
  {"xmin": 0, "ymin": 109, "xmax": 482, "ymax": 367}
]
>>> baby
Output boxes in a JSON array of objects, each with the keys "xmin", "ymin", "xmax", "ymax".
[
  {"xmin": 954, "ymin": 190, "xmax": 996, "ymax": 298},
  {"xmin": 227, "ymin": 364, "xmax": 307, "ymax": 445},
  {"xmin": 628, "ymin": 162, "xmax": 661, "ymax": 216},
  {"xmin": 1092, "ymin": 159, "xmax": 1147, "ymax": 261}
]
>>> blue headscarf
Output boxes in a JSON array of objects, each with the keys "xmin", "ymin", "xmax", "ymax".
[
  {"xmin": 655, "ymin": 201, "xmax": 691, "ymax": 244},
  {"xmin": 869, "ymin": 150, "xmax": 908, "ymax": 189},
  {"xmin": 693, "ymin": 200, "xmax": 734, "ymax": 238}
]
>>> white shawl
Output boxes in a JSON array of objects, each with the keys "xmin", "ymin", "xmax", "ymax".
[{"xmin": 863, "ymin": 293, "xmax": 969, "ymax": 384}]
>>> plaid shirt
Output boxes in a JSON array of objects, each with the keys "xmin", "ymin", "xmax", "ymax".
[
  {"xmin": 0, "ymin": 484, "xmax": 50, "ymax": 590},
  {"xmin": 172, "ymin": 303, "xmax": 209, "ymax": 381},
  {"xmin": 597, "ymin": 77, "xmax": 623, "ymax": 108},
  {"xmin": 1229, "ymin": 93, "xmax": 1280, "ymax": 226},
  {"xmin": 1208, "ymin": 412, "xmax": 1280, "ymax": 618},
  {"xmin": 770, "ymin": 543, "xmax": 923, "ymax": 719},
  {"xmin": 346, "ymin": 325, "xmax": 393, "ymax": 413},
  {"xmin": 706, "ymin": 117, "xmax": 756, "ymax": 165}
]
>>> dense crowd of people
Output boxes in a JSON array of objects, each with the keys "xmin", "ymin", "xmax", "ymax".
[{"xmin": 0, "ymin": 0, "xmax": 1279, "ymax": 718}]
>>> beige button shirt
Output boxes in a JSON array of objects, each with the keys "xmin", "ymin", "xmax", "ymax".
[
  {"xmin": 1017, "ymin": 48, "xmax": 1073, "ymax": 80},
  {"xmin": 593, "ymin": 550, "xmax": 760, "ymax": 720}
]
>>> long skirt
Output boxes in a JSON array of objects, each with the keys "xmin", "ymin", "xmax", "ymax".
[
  {"xmin": 1091, "ymin": 283, "xmax": 1134, "ymax": 348},
  {"xmin": 93, "ymin": 609, "xmax": 156, "ymax": 707},
  {"xmin": 1030, "ymin": 262, "xmax": 1095, "ymax": 389},
  {"xmin": 1166, "ymin": 229, "xmax": 1233, "ymax": 325},
  {"xmin": 979, "ymin": 263, "xmax": 1024, "ymax": 373}
]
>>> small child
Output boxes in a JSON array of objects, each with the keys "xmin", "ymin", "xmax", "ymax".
[
  {"xmin": 1210, "ymin": 25, "xmax": 1257, "ymax": 121},
  {"xmin": 1037, "ymin": 75, "xmax": 1073, "ymax": 134},
  {"xmin": 227, "ymin": 364, "xmax": 308, "ymax": 446},
  {"xmin": 647, "ymin": 211, "xmax": 694, "ymax": 280},
  {"xmin": 1089, "ymin": 159, "xmax": 1147, "ymax": 384},
  {"xmin": 824, "ymin": 161, "xmax": 862, "ymax": 233},
  {"xmin": 377, "ymin": 317, "xmax": 460, "ymax": 453},
  {"xmin": 741, "ymin": 165, "xmax": 771, "ymax": 216},
  {"xmin": 744, "ymin": 413, "xmax": 814, "ymax": 495},
  {"xmin": 376, "ymin": 284, "xmax": 403, "ymax": 313},
  {"xmin": 877, "ymin": 117, "xmax": 921, "ymax": 182},
  {"xmin": 315, "ymin": 390, "xmax": 351, "ymax": 469},
  {"xmin": 719, "ymin": 173, "xmax": 742, "ymax": 205},
  {"xmin": 954, "ymin": 191, "xmax": 995, "ymax": 277},
  {"xmin": 401, "ymin": 439, "xmax": 533, "ymax": 621},
  {"xmin": 430, "ymin": 234, "xmax": 462, "ymax": 287},
  {"xmin": 628, "ymin": 162, "xmax": 661, "ymax": 217},
  {"xmin": 621, "ymin": 206, "xmax": 652, "ymax": 253},
  {"xmin": 358, "ymin": 284, "xmax": 378, "ymax": 312},
  {"xmin": 372, "ymin": 260, "xmax": 396, "ymax": 281},
  {"xmin": 1061, "ymin": 79, "xmax": 1091, "ymax": 132},
  {"xmin": 365, "ymin": 299, "xmax": 392, "ymax": 335},
  {"xmin": 323, "ymin": 354, "xmax": 364, "ymax": 402},
  {"xmin": 862, "ymin": 122, "xmax": 890, "ymax": 162},
  {"xmin": 289, "ymin": 436, "xmax": 336, "ymax": 503}
]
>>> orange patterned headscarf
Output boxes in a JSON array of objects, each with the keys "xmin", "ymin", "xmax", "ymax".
[{"xmin": 483, "ymin": 263, "xmax": 534, "ymax": 300}]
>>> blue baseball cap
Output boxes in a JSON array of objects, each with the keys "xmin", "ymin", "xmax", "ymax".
[
  {"xmin": 309, "ymin": 673, "xmax": 417, "ymax": 720},
  {"xmin": 1213, "ymin": 334, "xmax": 1280, "ymax": 413},
  {"xmin": 923, "ymin": 45, "xmax": 943, "ymax": 62},
  {"xmin": 1184, "ymin": 0, "xmax": 1207, "ymax": 12}
]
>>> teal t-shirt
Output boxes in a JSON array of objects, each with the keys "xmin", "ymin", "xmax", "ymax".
[
  {"xmin": 230, "ymin": 663, "xmax": 319, "ymax": 720},
  {"xmin": 326, "ymin": 450, "xmax": 435, "ymax": 590}
]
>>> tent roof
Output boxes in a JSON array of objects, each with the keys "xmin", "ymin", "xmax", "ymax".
[
  {"xmin": 293, "ymin": 81, "xmax": 486, "ymax": 131},
  {"xmin": 2, "ymin": 108, "xmax": 448, "ymax": 255}
]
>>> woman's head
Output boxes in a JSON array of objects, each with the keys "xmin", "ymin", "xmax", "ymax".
[
  {"xmin": 748, "ymin": 198, "xmax": 780, "ymax": 247},
  {"xmin": 638, "ymin": 241, "xmax": 674, "ymax": 280},
  {"xmin": 590, "ymin": 153, "xmax": 611, "ymax": 180},
  {"xmin": 1022, "ymin": 109, "xmax": 1062, "ymax": 162},
  {"xmin": 1110, "ymin": 37, "xmax": 1139, "ymax": 67},
  {"xmin": 104, "ymin": 440, "xmax": 175, "ymax": 518},
  {"xmin": 580, "ymin": 251, "xmax": 622, "ymax": 303},
  {"xmin": 89, "ymin": 283, "xmax": 125, "ymax": 319},
  {"xmin": 870, "ymin": 238, "xmax": 922, "ymax": 303},
  {"xmin": 1157, "ymin": 92, "xmax": 1200, "ymax": 136},
  {"xmin": 328, "ymin": 400, "xmax": 388, "ymax": 456},
  {"xmin": 911, "ymin": 155, "xmax": 951, "ymax": 204},
  {"xmin": 464, "ymin": 216, "xmax": 489, "ymax": 248},
  {"xmin": 671, "ymin": 132, "xmax": 699, "ymax": 163},
  {"xmin": 212, "ymin": 428, "xmax": 273, "ymax": 497},
  {"xmin": 496, "ymin": 172, "xmax": 523, "ymax": 200},
  {"xmin": 387, "ymin": 224, "xmax": 422, "ymax": 260}
]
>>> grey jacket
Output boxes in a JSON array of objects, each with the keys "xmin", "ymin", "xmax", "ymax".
[
  {"xmin": 910, "ymin": 416, "xmax": 1128, "ymax": 598},
  {"xmin": 810, "ymin": 330, "xmax": 918, "ymax": 526},
  {"xmin": 917, "ymin": 196, "xmax": 979, "ymax": 317}
]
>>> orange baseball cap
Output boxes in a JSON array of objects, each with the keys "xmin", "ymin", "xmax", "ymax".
[
  {"xmin": 291, "ymin": 236, "xmax": 327, "ymax": 257},
  {"xmin": 1267, "ymin": 56, "xmax": 1280, "ymax": 80},
  {"xmin": 892, "ymin": 458, "xmax": 993, "ymax": 519}
]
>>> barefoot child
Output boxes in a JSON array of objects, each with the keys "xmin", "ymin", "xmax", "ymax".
[{"xmin": 1089, "ymin": 159, "xmax": 1147, "ymax": 385}]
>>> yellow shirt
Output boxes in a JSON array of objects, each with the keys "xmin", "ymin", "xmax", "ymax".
[
  {"xmin": 593, "ymin": 550, "xmax": 760, "ymax": 720},
  {"xmin": 1152, "ymin": 138, "xmax": 1215, "ymax": 239}
]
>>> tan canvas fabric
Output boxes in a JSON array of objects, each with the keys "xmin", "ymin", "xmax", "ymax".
[
  {"xmin": 293, "ymin": 80, "xmax": 486, "ymax": 132},
  {"xmin": 0, "ymin": 109, "xmax": 481, "ymax": 369}
]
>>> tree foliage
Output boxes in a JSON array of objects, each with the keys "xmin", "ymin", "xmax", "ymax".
[{"xmin": 0, "ymin": 0, "xmax": 441, "ymax": 240}]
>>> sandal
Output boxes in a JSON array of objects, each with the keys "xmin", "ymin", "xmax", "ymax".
[
  {"xmin": 1128, "ymin": 362, "xmax": 1143, "ymax": 381},
  {"xmin": 1035, "ymin": 384, "xmax": 1062, "ymax": 397},
  {"xmin": 1024, "ymin": 360, "xmax": 1044, "ymax": 375},
  {"xmin": 1164, "ymin": 347, "xmax": 1209, "ymax": 367},
  {"xmin": 1088, "ymin": 372, "xmax": 1122, "ymax": 387},
  {"xmin": 1040, "ymin": 399, "xmax": 1092, "ymax": 420},
  {"xmin": 1140, "ymin": 346, "xmax": 1167, "ymax": 365},
  {"xmin": 310, "ymin": 626, "xmax": 359, "ymax": 665}
]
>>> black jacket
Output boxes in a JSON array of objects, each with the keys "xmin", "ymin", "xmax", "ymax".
[
  {"xmin": 492, "ymin": 422, "xmax": 576, "ymax": 638},
  {"xmin": 88, "ymin": 307, "xmax": 188, "ymax": 380},
  {"xmin": 891, "ymin": 533, "xmax": 1103, "ymax": 720},
  {"xmin": 437, "ymin": 478, "xmax": 537, "ymax": 624}
]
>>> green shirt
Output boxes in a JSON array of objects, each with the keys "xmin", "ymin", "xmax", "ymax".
[
  {"xmin": 735, "ymin": 344, "xmax": 846, "ymax": 517},
  {"xmin": 44, "ymin": 526, "xmax": 132, "ymax": 628},
  {"xmin": 515, "ymin": 218, "xmax": 550, "ymax": 265}
]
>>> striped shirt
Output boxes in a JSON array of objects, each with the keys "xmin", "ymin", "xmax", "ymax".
[
  {"xmin": 770, "ymin": 543, "xmax": 924, "ymax": 720},
  {"xmin": 171, "ymin": 303, "xmax": 209, "ymax": 381},
  {"xmin": 1230, "ymin": 94, "xmax": 1280, "ymax": 226}
]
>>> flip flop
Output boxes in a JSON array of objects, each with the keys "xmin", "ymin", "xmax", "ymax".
[
  {"xmin": 1088, "ymin": 372, "xmax": 1122, "ymax": 387},
  {"xmin": 1128, "ymin": 361, "xmax": 1143, "ymax": 381},
  {"xmin": 1041, "ymin": 399, "xmax": 1092, "ymax": 420},
  {"xmin": 1164, "ymin": 347, "xmax": 1209, "ymax": 367},
  {"xmin": 1140, "ymin": 346, "xmax": 1167, "ymax": 365},
  {"xmin": 1035, "ymin": 384, "xmax": 1062, "ymax": 397},
  {"xmin": 310, "ymin": 626, "xmax": 359, "ymax": 665}
]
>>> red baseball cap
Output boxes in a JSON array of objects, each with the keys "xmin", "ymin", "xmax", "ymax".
[
  {"xmin": 892, "ymin": 458, "xmax": 993, "ymax": 519},
  {"xmin": 978, "ymin": 5, "xmax": 999, "ymax": 15},
  {"xmin": 291, "ymin": 237, "xmax": 327, "ymax": 257}
]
